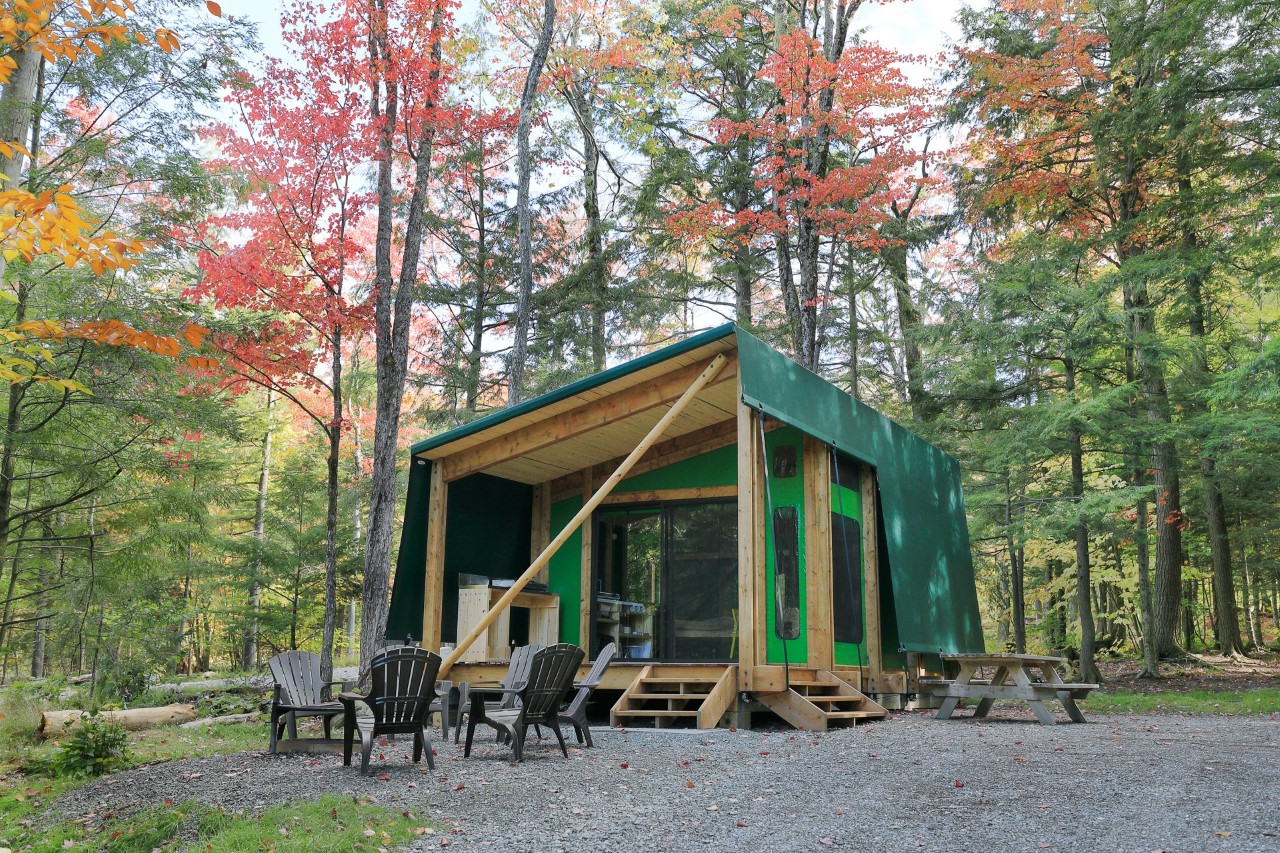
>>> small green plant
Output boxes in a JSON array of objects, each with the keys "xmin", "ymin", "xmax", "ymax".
[
  {"xmin": 0, "ymin": 682, "xmax": 49, "ymax": 751},
  {"xmin": 50, "ymin": 712, "xmax": 130, "ymax": 776},
  {"xmin": 196, "ymin": 690, "xmax": 262, "ymax": 718},
  {"xmin": 99, "ymin": 657, "xmax": 154, "ymax": 705}
]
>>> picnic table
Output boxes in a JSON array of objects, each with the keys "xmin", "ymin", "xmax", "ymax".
[{"xmin": 920, "ymin": 653, "xmax": 1098, "ymax": 725}]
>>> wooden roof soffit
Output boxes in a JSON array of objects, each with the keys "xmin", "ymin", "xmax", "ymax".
[
  {"xmin": 435, "ymin": 356, "xmax": 738, "ymax": 483},
  {"xmin": 439, "ymin": 353, "xmax": 730, "ymax": 678}
]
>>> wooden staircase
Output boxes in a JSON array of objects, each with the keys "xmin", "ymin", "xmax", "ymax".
[
  {"xmin": 610, "ymin": 665, "xmax": 737, "ymax": 729},
  {"xmin": 755, "ymin": 669, "xmax": 888, "ymax": 731}
]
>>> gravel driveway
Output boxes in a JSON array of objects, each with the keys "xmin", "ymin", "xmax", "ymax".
[{"xmin": 56, "ymin": 710, "xmax": 1280, "ymax": 852}]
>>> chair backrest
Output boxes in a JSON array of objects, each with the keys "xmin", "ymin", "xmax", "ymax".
[
  {"xmin": 519, "ymin": 643, "xmax": 586, "ymax": 720},
  {"xmin": 367, "ymin": 647, "xmax": 442, "ymax": 727},
  {"xmin": 500, "ymin": 643, "xmax": 545, "ymax": 709},
  {"xmin": 269, "ymin": 650, "xmax": 326, "ymax": 705},
  {"xmin": 565, "ymin": 642, "xmax": 616, "ymax": 717}
]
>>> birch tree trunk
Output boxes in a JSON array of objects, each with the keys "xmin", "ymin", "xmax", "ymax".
[
  {"xmin": 243, "ymin": 391, "xmax": 273, "ymax": 670},
  {"xmin": 508, "ymin": 0, "xmax": 557, "ymax": 405}
]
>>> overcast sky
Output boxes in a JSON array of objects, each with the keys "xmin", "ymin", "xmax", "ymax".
[{"xmin": 217, "ymin": 0, "xmax": 965, "ymax": 72}]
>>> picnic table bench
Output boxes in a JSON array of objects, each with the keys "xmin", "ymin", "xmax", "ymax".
[{"xmin": 920, "ymin": 653, "xmax": 1098, "ymax": 725}]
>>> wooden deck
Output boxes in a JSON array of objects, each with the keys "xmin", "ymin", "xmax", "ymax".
[{"xmin": 442, "ymin": 661, "xmax": 900, "ymax": 730}]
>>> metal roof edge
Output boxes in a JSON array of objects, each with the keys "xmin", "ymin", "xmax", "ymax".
[{"xmin": 409, "ymin": 322, "xmax": 739, "ymax": 456}]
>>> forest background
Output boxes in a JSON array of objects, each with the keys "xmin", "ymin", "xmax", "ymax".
[{"xmin": 1, "ymin": 0, "xmax": 1277, "ymax": 698}]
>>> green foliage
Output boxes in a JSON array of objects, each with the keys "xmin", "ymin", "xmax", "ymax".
[
  {"xmin": 6, "ymin": 794, "xmax": 433, "ymax": 853},
  {"xmin": 195, "ymin": 689, "xmax": 263, "ymax": 718},
  {"xmin": 45, "ymin": 713, "xmax": 130, "ymax": 778},
  {"xmin": 99, "ymin": 657, "xmax": 155, "ymax": 706},
  {"xmin": 0, "ymin": 683, "xmax": 52, "ymax": 753}
]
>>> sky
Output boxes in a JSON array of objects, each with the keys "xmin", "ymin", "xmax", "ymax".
[{"xmin": 217, "ymin": 0, "xmax": 965, "ymax": 71}]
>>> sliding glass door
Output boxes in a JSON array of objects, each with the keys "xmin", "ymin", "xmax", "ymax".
[{"xmin": 594, "ymin": 501, "xmax": 737, "ymax": 662}]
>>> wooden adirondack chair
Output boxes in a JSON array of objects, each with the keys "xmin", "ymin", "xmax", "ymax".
[
  {"xmin": 268, "ymin": 651, "xmax": 345, "ymax": 754},
  {"xmin": 451, "ymin": 643, "xmax": 544, "ymax": 743},
  {"xmin": 463, "ymin": 643, "xmax": 585, "ymax": 762},
  {"xmin": 559, "ymin": 642, "xmax": 616, "ymax": 747},
  {"xmin": 340, "ymin": 647, "xmax": 442, "ymax": 775}
]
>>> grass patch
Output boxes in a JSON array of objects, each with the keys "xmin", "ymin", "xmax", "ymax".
[
  {"xmin": 4, "ymin": 793, "xmax": 435, "ymax": 852},
  {"xmin": 1, "ymin": 720, "xmax": 270, "ymax": 850},
  {"xmin": 1082, "ymin": 688, "xmax": 1280, "ymax": 715}
]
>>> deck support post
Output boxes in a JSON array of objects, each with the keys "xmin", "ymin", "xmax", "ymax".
[
  {"xmin": 804, "ymin": 437, "xmax": 833, "ymax": 670},
  {"xmin": 421, "ymin": 461, "xmax": 448, "ymax": 650},
  {"xmin": 736, "ymin": 395, "xmax": 761, "ymax": 690},
  {"xmin": 439, "ymin": 354, "xmax": 730, "ymax": 678},
  {"xmin": 861, "ymin": 466, "xmax": 883, "ymax": 694}
]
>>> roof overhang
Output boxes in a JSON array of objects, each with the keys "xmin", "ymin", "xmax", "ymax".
[{"xmin": 414, "ymin": 324, "xmax": 740, "ymax": 485}]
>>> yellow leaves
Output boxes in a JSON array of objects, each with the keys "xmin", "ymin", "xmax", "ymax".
[
  {"xmin": 0, "ymin": 184, "xmax": 148, "ymax": 273},
  {"xmin": 153, "ymin": 28, "xmax": 179, "ymax": 54},
  {"xmin": 182, "ymin": 323, "xmax": 210, "ymax": 349},
  {"xmin": 1, "ymin": 1, "xmax": 180, "ymax": 85}
]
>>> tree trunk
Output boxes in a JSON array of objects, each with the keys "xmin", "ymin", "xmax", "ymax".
[
  {"xmin": 1064, "ymin": 358, "xmax": 1098, "ymax": 682},
  {"xmin": 1135, "ymin": 483, "xmax": 1158, "ymax": 676},
  {"xmin": 884, "ymin": 239, "xmax": 926, "ymax": 421},
  {"xmin": 243, "ymin": 391, "xmax": 273, "ymax": 670},
  {"xmin": 30, "ymin": 560, "xmax": 49, "ymax": 678},
  {"xmin": 566, "ymin": 77, "xmax": 607, "ymax": 373},
  {"xmin": 1003, "ymin": 473, "xmax": 1026, "ymax": 653},
  {"xmin": 465, "ymin": 147, "xmax": 487, "ymax": 413},
  {"xmin": 1240, "ymin": 543, "xmax": 1258, "ymax": 651},
  {"xmin": 0, "ymin": 47, "xmax": 40, "ymax": 281},
  {"xmin": 508, "ymin": 0, "xmax": 557, "ymax": 405},
  {"xmin": 321, "ymin": 329, "xmax": 343, "ymax": 682},
  {"xmin": 359, "ymin": 0, "xmax": 447, "ymax": 671},
  {"xmin": 1123, "ymin": 278, "xmax": 1183, "ymax": 658}
]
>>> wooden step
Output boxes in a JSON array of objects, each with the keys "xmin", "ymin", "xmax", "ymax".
[
  {"xmin": 637, "ymin": 678, "xmax": 720, "ymax": 687},
  {"xmin": 611, "ymin": 665, "xmax": 737, "ymax": 729},
  {"xmin": 755, "ymin": 670, "xmax": 888, "ymax": 731}
]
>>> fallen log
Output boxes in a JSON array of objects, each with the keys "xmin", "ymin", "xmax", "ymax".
[
  {"xmin": 179, "ymin": 712, "xmax": 260, "ymax": 729},
  {"xmin": 38, "ymin": 703, "xmax": 197, "ymax": 738}
]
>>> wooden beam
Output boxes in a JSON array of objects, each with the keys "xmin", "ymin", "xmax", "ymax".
[
  {"xmin": 600, "ymin": 485, "xmax": 736, "ymax": 506},
  {"xmin": 550, "ymin": 412, "xmax": 784, "ymax": 502},
  {"xmin": 804, "ymin": 437, "xmax": 833, "ymax": 670},
  {"xmin": 440, "ymin": 358, "xmax": 737, "ymax": 483},
  {"xmin": 861, "ymin": 465, "xmax": 883, "ymax": 694},
  {"xmin": 736, "ymin": 397, "xmax": 758, "ymax": 690},
  {"xmin": 531, "ymin": 483, "xmax": 550, "ymax": 583},
  {"xmin": 579, "ymin": 472, "xmax": 594, "ymax": 648},
  {"xmin": 421, "ymin": 461, "xmax": 448, "ymax": 650},
  {"xmin": 438, "ymin": 354, "xmax": 730, "ymax": 678}
]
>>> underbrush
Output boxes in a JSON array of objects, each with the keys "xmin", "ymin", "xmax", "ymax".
[{"xmin": 3, "ymin": 792, "xmax": 434, "ymax": 852}]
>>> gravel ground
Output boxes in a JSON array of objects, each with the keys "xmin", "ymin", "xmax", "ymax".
[{"xmin": 55, "ymin": 710, "xmax": 1280, "ymax": 852}]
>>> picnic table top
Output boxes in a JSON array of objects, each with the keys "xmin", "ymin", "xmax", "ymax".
[{"xmin": 941, "ymin": 652, "xmax": 1066, "ymax": 665}]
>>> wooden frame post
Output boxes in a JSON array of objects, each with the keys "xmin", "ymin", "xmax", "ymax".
[
  {"xmin": 861, "ymin": 465, "xmax": 883, "ymax": 694},
  {"xmin": 531, "ymin": 483, "xmax": 551, "ymax": 578},
  {"xmin": 736, "ymin": 396, "xmax": 759, "ymax": 690},
  {"xmin": 439, "ymin": 354, "xmax": 729, "ymax": 677},
  {"xmin": 421, "ymin": 461, "xmax": 448, "ymax": 650},
  {"xmin": 804, "ymin": 436, "xmax": 833, "ymax": 670},
  {"xmin": 579, "ymin": 470, "xmax": 594, "ymax": 648}
]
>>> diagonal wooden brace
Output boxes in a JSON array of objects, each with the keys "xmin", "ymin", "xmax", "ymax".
[{"xmin": 439, "ymin": 353, "xmax": 730, "ymax": 678}]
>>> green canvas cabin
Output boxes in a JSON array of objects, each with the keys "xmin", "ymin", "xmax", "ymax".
[{"xmin": 386, "ymin": 324, "xmax": 984, "ymax": 730}]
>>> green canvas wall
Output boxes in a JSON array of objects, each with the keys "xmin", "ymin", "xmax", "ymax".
[{"xmin": 736, "ymin": 330, "xmax": 983, "ymax": 656}]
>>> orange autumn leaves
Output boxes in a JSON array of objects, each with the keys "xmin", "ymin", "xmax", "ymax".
[{"xmin": 0, "ymin": 0, "xmax": 221, "ymax": 390}]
